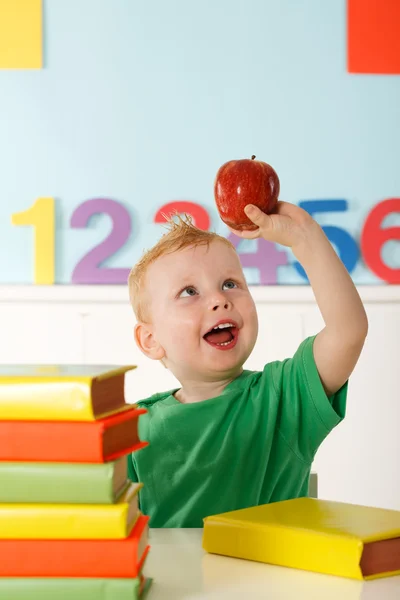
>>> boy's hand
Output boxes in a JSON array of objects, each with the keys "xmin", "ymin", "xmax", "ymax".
[{"xmin": 228, "ymin": 202, "xmax": 317, "ymax": 248}]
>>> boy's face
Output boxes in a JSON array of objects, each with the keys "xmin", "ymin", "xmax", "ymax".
[{"xmin": 137, "ymin": 240, "xmax": 258, "ymax": 382}]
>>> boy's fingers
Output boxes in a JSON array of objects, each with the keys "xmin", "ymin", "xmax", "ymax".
[
  {"xmin": 244, "ymin": 204, "xmax": 273, "ymax": 230},
  {"xmin": 227, "ymin": 226, "xmax": 260, "ymax": 239}
]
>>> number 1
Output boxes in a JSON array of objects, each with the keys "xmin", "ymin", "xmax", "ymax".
[{"xmin": 11, "ymin": 198, "xmax": 55, "ymax": 285}]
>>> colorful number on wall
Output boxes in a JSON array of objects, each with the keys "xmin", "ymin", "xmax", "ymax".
[
  {"xmin": 11, "ymin": 198, "xmax": 55, "ymax": 285},
  {"xmin": 70, "ymin": 198, "xmax": 131, "ymax": 284},
  {"xmin": 293, "ymin": 200, "xmax": 360, "ymax": 281},
  {"xmin": 360, "ymin": 198, "xmax": 400, "ymax": 284},
  {"xmin": 154, "ymin": 201, "xmax": 211, "ymax": 231},
  {"xmin": 228, "ymin": 235, "xmax": 288, "ymax": 285},
  {"xmin": 10, "ymin": 197, "xmax": 400, "ymax": 285}
]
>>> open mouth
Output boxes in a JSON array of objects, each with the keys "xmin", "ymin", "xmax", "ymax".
[{"xmin": 203, "ymin": 321, "xmax": 239, "ymax": 350}]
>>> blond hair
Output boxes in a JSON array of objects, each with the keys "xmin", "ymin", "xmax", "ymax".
[{"xmin": 128, "ymin": 214, "xmax": 235, "ymax": 322}]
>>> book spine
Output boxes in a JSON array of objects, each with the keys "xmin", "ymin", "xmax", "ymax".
[
  {"xmin": 0, "ymin": 578, "xmax": 141, "ymax": 600},
  {"xmin": 0, "ymin": 421, "xmax": 103, "ymax": 462},
  {"xmin": 0, "ymin": 409, "xmax": 145, "ymax": 463},
  {"xmin": 0, "ymin": 503, "xmax": 130, "ymax": 539},
  {"xmin": 0, "ymin": 462, "xmax": 115, "ymax": 504},
  {"xmin": 0, "ymin": 513, "xmax": 149, "ymax": 578},
  {"xmin": 0, "ymin": 542, "xmax": 150, "ymax": 578},
  {"xmin": 0, "ymin": 381, "xmax": 94, "ymax": 421}
]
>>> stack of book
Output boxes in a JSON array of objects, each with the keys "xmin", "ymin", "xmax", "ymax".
[{"xmin": 0, "ymin": 365, "xmax": 152, "ymax": 599}]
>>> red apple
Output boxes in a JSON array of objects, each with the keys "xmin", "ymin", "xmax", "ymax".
[{"xmin": 214, "ymin": 155, "xmax": 280, "ymax": 230}]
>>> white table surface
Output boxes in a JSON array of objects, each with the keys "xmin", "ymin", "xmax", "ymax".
[{"xmin": 146, "ymin": 529, "xmax": 400, "ymax": 600}]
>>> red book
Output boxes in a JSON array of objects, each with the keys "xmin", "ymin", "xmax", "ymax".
[
  {"xmin": 0, "ymin": 514, "xmax": 150, "ymax": 578},
  {"xmin": 0, "ymin": 407, "xmax": 147, "ymax": 462}
]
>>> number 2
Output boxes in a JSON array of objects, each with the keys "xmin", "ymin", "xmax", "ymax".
[{"xmin": 70, "ymin": 199, "xmax": 131, "ymax": 284}]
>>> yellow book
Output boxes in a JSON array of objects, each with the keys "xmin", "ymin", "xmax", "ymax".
[
  {"xmin": 0, "ymin": 482, "xmax": 142, "ymax": 539},
  {"xmin": 0, "ymin": 365, "xmax": 136, "ymax": 421},
  {"xmin": 203, "ymin": 497, "xmax": 400, "ymax": 581}
]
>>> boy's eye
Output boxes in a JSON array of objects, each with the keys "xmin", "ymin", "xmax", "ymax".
[
  {"xmin": 180, "ymin": 286, "xmax": 198, "ymax": 298},
  {"xmin": 223, "ymin": 280, "xmax": 237, "ymax": 290}
]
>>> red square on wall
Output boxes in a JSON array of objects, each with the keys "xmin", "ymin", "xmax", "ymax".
[{"xmin": 347, "ymin": 0, "xmax": 400, "ymax": 74}]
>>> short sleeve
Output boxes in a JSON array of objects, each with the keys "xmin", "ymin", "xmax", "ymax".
[{"xmin": 270, "ymin": 335, "xmax": 348, "ymax": 462}]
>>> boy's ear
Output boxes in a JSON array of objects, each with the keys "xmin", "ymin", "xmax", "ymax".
[{"xmin": 134, "ymin": 323, "xmax": 165, "ymax": 361}]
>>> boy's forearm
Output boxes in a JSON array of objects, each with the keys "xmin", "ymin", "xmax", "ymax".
[
  {"xmin": 293, "ymin": 223, "xmax": 368, "ymax": 340},
  {"xmin": 293, "ymin": 223, "xmax": 368, "ymax": 395}
]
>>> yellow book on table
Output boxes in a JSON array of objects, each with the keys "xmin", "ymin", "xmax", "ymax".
[
  {"xmin": 0, "ymin": 483, "xmax": 142, "ymax": 539},
  {"xmin": 203, "ymin": 497, "xmax": 400, "ymax": 581},
  {"xmin": 0, "ymin": 365, "xmax": 136, "ymax": 421}
]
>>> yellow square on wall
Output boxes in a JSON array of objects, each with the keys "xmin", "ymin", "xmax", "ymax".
[{"xmin": 0, "ymin": 0, "xmax": 42, "ymax": 69}]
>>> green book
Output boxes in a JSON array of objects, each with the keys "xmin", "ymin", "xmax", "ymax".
[
  {"xmin": 0, "ymin": 456, "xmax": 128, "ymax": 504},
  {"xmin": 0, "ymin": 578, "xmax": 152, "ymax": 600}
]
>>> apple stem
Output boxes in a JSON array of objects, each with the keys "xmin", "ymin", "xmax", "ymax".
[{"xmin": 251, "ymin": 155, "xmax": 256, "ymax": 160}]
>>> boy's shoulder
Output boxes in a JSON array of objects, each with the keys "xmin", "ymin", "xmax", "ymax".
[{"xmin": 135, "ymin": 388, "xmax": 177, "ymax": 409}]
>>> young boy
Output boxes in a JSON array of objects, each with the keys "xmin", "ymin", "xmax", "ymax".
[{"xmin": 127, "ymin": 201, "xmax": 368, "ymax": 528}]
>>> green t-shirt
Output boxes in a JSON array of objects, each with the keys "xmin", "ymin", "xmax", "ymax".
[{"xmin": 128, "ymin": 336, "xmax": 347, "ymax": 528}]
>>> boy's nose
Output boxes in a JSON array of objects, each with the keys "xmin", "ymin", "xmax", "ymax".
[{"xmin": 211, "ymin": 298, "xmax": 232, "ymax": 311}]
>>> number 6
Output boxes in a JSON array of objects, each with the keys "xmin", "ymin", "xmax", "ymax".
[{"xmin": 360, "ymin": 198, "xmax": 400, "ymax": 283}]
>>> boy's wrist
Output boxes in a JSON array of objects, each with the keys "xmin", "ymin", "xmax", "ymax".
[{"xmin": 291, "ymin": 221, "xmax": 328, "ymax": 262}]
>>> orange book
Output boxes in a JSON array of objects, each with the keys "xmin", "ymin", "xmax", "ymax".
[
  {"xmin": 0, "ymin": 514, "xmax": 149, "ymax": 577},
  {"xmin": 0, "ymin": 407, "xmax": 147, "ymax": 463}
]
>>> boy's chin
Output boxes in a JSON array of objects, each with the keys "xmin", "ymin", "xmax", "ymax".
[{"xmin": 203, "ymin": 356, "xmax": 245, "ymax": 376}]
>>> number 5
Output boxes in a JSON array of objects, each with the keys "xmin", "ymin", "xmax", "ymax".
[{"xmin": 293, "ymin": 200, "xmax": 359, "ymax": 281}]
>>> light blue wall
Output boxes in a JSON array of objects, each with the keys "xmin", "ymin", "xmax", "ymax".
[{"xmin": 0, "ymin": 0, "xmax": 399, "ymax": 284}]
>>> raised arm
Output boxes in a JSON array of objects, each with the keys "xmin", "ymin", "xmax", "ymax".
[{"xmin": 230, "ymin": 202, "xmax": 368, "ymax": 396}]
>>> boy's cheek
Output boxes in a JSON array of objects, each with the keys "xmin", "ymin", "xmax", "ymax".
[{"xmin": 159, "ymin": 328, "xmax": 193, "ymax": 354}]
